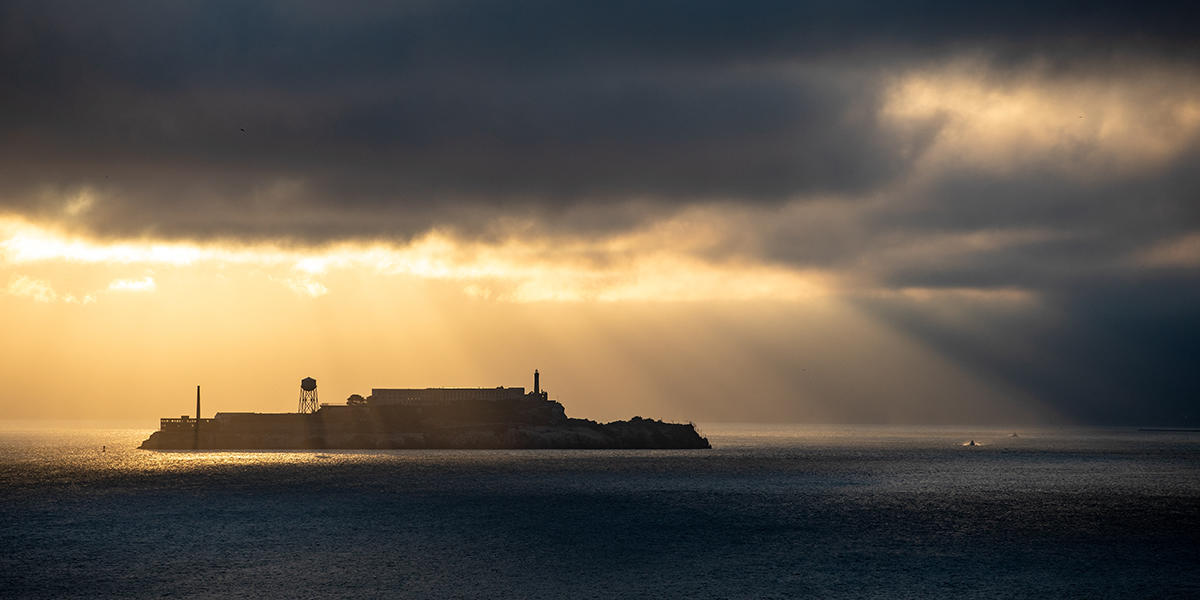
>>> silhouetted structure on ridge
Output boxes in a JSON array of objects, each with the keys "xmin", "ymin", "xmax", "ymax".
[
  {"xmin": 141, "ymin": 370, "xmax": 710, "ymax": 450},
  {"xmin": 299, "ymin": 377, "xmax": 318, "ymax": 414}
]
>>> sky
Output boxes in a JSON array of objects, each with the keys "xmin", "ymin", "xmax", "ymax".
[{"xmin": 1, "ymin": 1, "xmax": 1197, "ymax": 425}]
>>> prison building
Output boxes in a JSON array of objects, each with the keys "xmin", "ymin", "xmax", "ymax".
[
  {"xmin": 369, "ymin": 387, "xmax": 527, "ymax": 407},
  {"xmin": 158, "ymin": 415, "xmax": 216, "ymax": 431}
]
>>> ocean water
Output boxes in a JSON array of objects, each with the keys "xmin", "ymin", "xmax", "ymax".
[{"xmin": 1, "ymin": 424, "xmax": 1198, "ymax": 599}]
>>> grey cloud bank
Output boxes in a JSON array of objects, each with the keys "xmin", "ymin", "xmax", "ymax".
[{"xmin": 2, "ymin": 0, "xmax": 1196, "ymax": 237}]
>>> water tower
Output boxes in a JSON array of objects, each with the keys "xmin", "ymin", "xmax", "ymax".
[{"xmin": 299, "ymin": 377, "xmax": 318, "ymax": 413}]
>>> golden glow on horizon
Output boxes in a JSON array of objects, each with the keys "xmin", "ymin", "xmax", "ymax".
[
  {"xmin": 0, "ymin": 213, "xmax": 1053, "ymax": 425},
  {"xmin": 0, "ymin": 216, "xmax": 831, "ymax": 303}
]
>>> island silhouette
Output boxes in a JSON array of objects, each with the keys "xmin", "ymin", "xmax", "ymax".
[{"xmin": 140, "ymin": 371, "xmax": 710, "ymax": 450}]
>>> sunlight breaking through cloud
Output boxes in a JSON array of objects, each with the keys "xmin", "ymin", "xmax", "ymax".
[
  {"xmin": 7, "ymin": 276, "xmax": 57, "ymax": 303},
  {"xmin": 280, "ymin": 277, "xmax": 330, "ymax": 298},
  {"xmin": 5, "ymin": 275, "xmax": 96, "ymax": 304},
  {"xmin": 0, "ymin": 217, "xmax": 828, "ymax": 303},
  {"xmin": 883, "ymin": 60, "xmax": 1200, "ymax": 178},
  {"xmin": 107, "ymin": 276, "xmax": 156, "ymax": 292}
]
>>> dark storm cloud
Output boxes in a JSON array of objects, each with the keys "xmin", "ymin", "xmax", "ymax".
[{"xmin": 1, "ymin": 0, "xmax": 1197, "ymax": 239}]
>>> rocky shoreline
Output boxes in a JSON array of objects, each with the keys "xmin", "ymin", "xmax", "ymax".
[{"xmin": 139, "ymin": 416, "xmax": 711, "ymax": 450}]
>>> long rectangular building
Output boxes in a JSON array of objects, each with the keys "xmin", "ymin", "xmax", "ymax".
[{"xmin": 369, "ymin": 387, "xmax": 527, "ymax": 407}]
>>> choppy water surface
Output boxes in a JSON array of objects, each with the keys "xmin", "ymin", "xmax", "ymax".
[{"xmin": 2, "ymin": 423, "xmax": 1198, "ymax": 599}]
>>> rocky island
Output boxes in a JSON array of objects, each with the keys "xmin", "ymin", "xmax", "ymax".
[{"xmin": 139, "ymin": 372, "xmax": 710, "ymax": 450}]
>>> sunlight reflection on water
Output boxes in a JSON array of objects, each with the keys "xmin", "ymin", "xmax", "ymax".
[{"xmin": 2, "ymin": 423, "xmax": 1199, "ymax": 599}]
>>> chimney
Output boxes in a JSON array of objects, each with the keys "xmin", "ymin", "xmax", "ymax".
[{"xmin": 194, "ymin": 385, "xmax": 201, "ymax": 449}]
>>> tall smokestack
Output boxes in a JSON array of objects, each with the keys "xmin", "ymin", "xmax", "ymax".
[
  {"xmin": 534, "ymin": 370, "xmax": 540, "ymax": 394},
  {"xmin": 194, "ymin": 385, "xmax": 200, "ymax": 449}
]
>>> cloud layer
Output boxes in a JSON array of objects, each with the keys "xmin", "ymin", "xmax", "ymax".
[
  {"xmin": 1, "ymin": 1, "xmax": 1198, "ymax": 423},
  {"xmin": 2, "ymin": 1, "xmax": 1196, "ymax": 237}
]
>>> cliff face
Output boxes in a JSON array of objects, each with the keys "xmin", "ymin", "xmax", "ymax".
[{"xmin": 139, "ymin": 403, "xmax": 711, "ymax": 450}]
